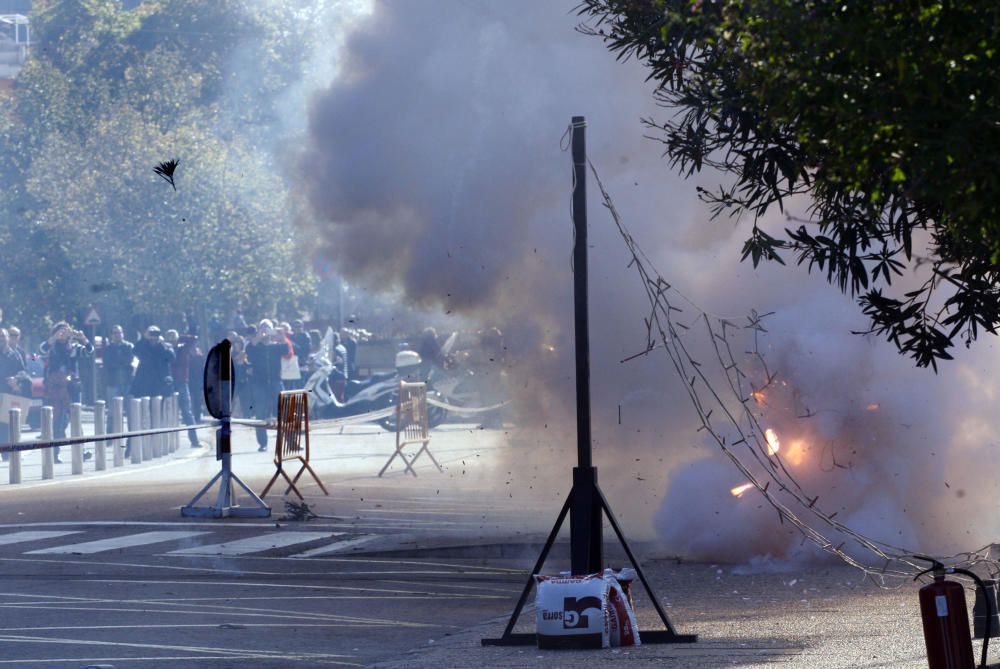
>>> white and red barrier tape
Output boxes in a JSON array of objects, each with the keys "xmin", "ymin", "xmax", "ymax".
[{"xmin": 0, "ymin": 399, "xmax": 509, "ymax": 453}]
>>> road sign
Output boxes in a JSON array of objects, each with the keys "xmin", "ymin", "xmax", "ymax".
[
  {"xmin": 183, "ymin": 337, "xmax": 268, "ymax": 519},
  {"xmin": 203, "ymin": 339, "xmax": 234, "ymax": 421},
  {"xmin": 84, "ymin": 307, "xmax": 101, "ymax": 326}
]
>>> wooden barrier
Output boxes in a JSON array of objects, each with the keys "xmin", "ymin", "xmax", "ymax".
[
  {"xmin": 378, "ymin": 381, "xmax": 442, "ymax": 477},
  {"xmin": 260, "ymin": 390, "xmax": 328, "ymax": 500}
]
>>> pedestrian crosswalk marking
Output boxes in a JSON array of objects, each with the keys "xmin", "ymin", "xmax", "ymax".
[
  {"xmin": 294, "ymin": 535, "xmax": 379, "ymax": 557},
  {"xmin": 0, "ymin": 531, "xmax": 82, "ymax": 546},
  {"xmin": 26, "ymin": 531, "xmax": 209, "ymax": 555},
  {"xmin": 168, "ymin": 532, "xmax": 341, "ymax": 556}
]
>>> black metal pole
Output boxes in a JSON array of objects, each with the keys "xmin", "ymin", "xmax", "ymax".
[
  {"xmin": 482, "ymin": 118, "xmax": 695, "ymax": 645},
  {"xmin": 569, "ymin": 116, "xmax": 603, "ymax": 575},
  {"xmin": 571, "ymin": 129, "xmax": 591, "ymax": 466}
]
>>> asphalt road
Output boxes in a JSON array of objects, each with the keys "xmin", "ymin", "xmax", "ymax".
[
  {"xmin": 0, "ymin": 418, "xmax": 978, "ymax": 668},
  {"xmin": 0, "ymin": 421, "xmax": 542, "ymax": 667}
]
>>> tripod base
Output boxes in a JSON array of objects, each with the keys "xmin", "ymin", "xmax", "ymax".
[
  {"xmin": 481, "ymin": 476, "xmax": 696, "ymax": 646},
  {"xmin": 181, "ymin": 464, "xmax": 271, "ymax": 518}
]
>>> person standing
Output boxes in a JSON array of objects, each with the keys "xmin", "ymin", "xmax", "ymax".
[
  {"xmin": 244, "ymin": 320, "xmax": 286, "ymax": 452},
  {"xmin": 290, "ymin": 319, "xmax": 311, "ymax": 389},
  {"xmin": 228, "ymin": 329, "xmax": 251, "ymax": 418},
  {"xmin": 103, "ymin": 325, "xmax": 134, "ymax": 406},
  {"xmin": 165, "ymin": 329, "xmax": 201, "ymax": 448},
  {"xmin": 277, "ymin": 322, "xmax": 301, "ymax": 391},
  {"xmin": 126, "ymin": 326, "xmax": 173, "ymax": 458},
  {"xmin": 188, "ymin": 340, "xmax": 205, "ymax": 424},
  {"xmin": 417, "ymin": 327, "xmax": 443, "ymax": 381},
  {"xmin": 340, "ymin": 327, "xmax": 358, "ymax": 380},
  {"xmin": 3, "ymin": 326, "xmax": 31, "ymax": 397},
  {"xmin": 6, "ymin": 326, "xmax": 28, "ymax": 370},
  {"xmin": 0, "ymin": 329, "xmax": 25, "ymax": 458},
  {"xmin": 102, "ymin": 324, "xmax": 134, "ymax": 435},
  {"xmin": 39, "ymin": 322, "xmax": 93, "ymax": 463},
  {"xmin": 130, "ymin": 326, "xmax": 175, "ymax": 399}
]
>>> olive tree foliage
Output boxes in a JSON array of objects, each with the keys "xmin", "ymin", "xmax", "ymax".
[
  {"xmin": 0, "ymin": 0, "xmax": 326, "ymax": 332},
  {"xmin": 577, "ymin": 1, "xmax": 1000, "ymax": 369}
]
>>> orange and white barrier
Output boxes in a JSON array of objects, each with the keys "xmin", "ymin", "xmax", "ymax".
[
  {"xmin": 260, "ymin": 390, "xmax": 328, "ymax": 500},
  {"xmin": 378, "ymin": 381, "xmax": 443, "ymax": 477}
]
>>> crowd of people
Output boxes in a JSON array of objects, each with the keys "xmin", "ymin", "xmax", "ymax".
[
  {"xmin": 0, "ymin": 314, "xmax": 505, "ymax": 458},
  {"xmin": 0, "ymin": 317, "xmax": 335, "ymax": 459}
]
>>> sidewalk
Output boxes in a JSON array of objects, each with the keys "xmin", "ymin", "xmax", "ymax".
[{"xmin": 369, "ymin": 559, "xmax": 938, "ymax": 668}]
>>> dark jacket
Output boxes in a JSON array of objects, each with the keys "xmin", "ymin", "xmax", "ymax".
[
  {"xmin": 131, "ymin": 338, "xmax": 175, "ymax": 398},
  {"xmin": 0, "ymin": 348, "xmax": 25, "ymax": 395},
  {"xmin": 292, "ymin": 332, "xmax": 312, "ymax": 374},
  {"xmin": 103, "ymin": 340, "xmax": 135, "ymax": 389},
  {"xmin": 40, "ymin": 340, "xmax": 92, "ymax": 380},
  {"xmin": 244, "ymin": 341, "xmax": 285, "ymax": 391},
  {"xmin": 170, "ymin": 335, "xmax": 197, "ymax": 385},
  {"xmin": 39, "ymin": 339, "xmax": 93, "ymax": 401}
]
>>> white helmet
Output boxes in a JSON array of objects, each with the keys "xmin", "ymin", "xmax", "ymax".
[{"xmin": 395, "ymin": 350, "xmax": 422, "ymax": 369}]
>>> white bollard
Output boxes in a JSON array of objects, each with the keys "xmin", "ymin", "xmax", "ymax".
[
  {"xmin": 94, "ymin": 400, "xmax": 106, "ymax": 471},
  {"xmin": 70, "ymin": 403, "xmax": 83, "ymax": 475},
  {"xmin": 162, "ymin": 395, "xmax": 171, "ymax": 455},
  {"xmin": 170, "ymin": 393, "xmax": 181, "ymax": 453},
  {"xmin": 151, "ymin": 396, "xmax": 162, "ymax": 458},
  {"xmin": 112, "ymin": 397, "xmax": 124, "ymax": 467},
  {"xmin": 41, "ymin": 406, "xmax": 54, "ymax": 479},
  {"xmin": 141, "ymin": 397, "xmax": 152, "ymax": 460},
  {"xmin": 164, "ymin": 395, "xmax": 174, "ymax": 453},
  {"xmin": 8, "ymin": 408, "xmax": 21, "ymax": 485},
  {"xmin": 128, "ymin": 398, "xmax": 142, "ymax": 464},
  {"xmin": 163, "ymin": 395, "xmax": 172, "ymax": 454},
  {"xmin": 164, "ymin": 395, "xmax": 172, "ymax": 454},
  {"xmin": 171, "ymin": 393, "xmax": 180, "ymax": 452}
]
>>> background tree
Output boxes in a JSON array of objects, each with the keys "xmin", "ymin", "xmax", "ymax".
[
  {"xmin": 0, "ymin": 0, "xmax": 324, "ymax": 335},
  {"xmin": 578, "ymin": 0, "xmax": 1000, "ymax": 369}
]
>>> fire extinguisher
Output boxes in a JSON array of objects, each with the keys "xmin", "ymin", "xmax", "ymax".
[{"xmin": 915, "ymin": 555, "xmax": 992, "ymax": 669}]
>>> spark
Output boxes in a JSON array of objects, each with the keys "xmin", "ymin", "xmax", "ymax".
[
  {"xmin": 730, "ymin": 482, "xmax": 754, "ymax": 497},
  {"xmin": 765, "ymin": 428, "xmax": 780, "ymax": 455}
]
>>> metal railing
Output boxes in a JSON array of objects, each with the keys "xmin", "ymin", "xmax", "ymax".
[{"xmin": 2, "ymin": 393, "xmax": 197, "ymax": 485}]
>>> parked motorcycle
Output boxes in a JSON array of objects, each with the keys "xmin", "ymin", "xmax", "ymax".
[{"xmin": 303, "ymin": 330, "xmax": 447, "ymax": 430}]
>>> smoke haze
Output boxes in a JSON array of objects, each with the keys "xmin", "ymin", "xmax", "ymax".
[{"xmin": 295, "ymin": 0, "xmax": 1000, "ymax": 564}]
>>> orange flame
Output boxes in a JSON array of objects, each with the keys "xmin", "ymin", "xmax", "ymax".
[
  {"xmin": 765, "ymin": 428, "xmax": 780, "ymax": 455},
  {"xmin": 752, "ymin": 390, "xmax": 766, "ymax": 404},
  {"xmin": 730, "ymin": 482, "xmax": 754, "ymax": 497},
  {"xmin": 866, "ymin": 403, "xmax": 880, "ymax": 411}
]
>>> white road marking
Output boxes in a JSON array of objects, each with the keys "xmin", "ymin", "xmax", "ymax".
[
  {"xmin": 168, "ymin": 531, "xmax": 338, "ymax": 556},
  {"xmin": 0, "ymin": 634, "xmax": 362, "ymax": 665},
  {"xmin": 0, "ymin": 588, "xmax": 442, "ymax": 627},
  {"xmin": 0, "ymin": 554, "xmax": 520, "ymax": 577},
  {"xmin": 0, "ymin": 531, "xmax": 81, "ymax": 546},
  {"xmin": 26, "ymin": 531, "xmax": 208, "ymax": 555},
  {"xmin": 294, "ymin": 534, "xmax": 380, "ymax": 557}
]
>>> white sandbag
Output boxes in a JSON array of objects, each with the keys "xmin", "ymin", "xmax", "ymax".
[
  {"xmin": 534, "ymin": 573, "xmax": 609, "ymax": 649},
  {"xmin": 604, "ymin": 568, "xmax": 640, "ymax": 647}
]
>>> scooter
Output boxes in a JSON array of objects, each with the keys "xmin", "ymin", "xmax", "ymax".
[{"xmin": 303, "ymin": 331, "xmax": 446, "ymax": 430}]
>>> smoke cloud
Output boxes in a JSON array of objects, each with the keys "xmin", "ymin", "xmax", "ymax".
[{"xmin": 295, "ymin": 0, "xmax": 1000, "ymax": 564}]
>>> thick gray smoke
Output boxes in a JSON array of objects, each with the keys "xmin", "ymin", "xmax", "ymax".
[
  {"xmin": 294, "ymin": 0, "xmax": 695, "ymax": 472},
  {"xmin": 296, "ymin": 0, "xmax": 1000, "ymax": 562}
]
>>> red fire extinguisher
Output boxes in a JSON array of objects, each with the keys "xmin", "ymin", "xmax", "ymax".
[{"xmin": 915, "ymin": 555, "xmax": 992, "ymax": 669}]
